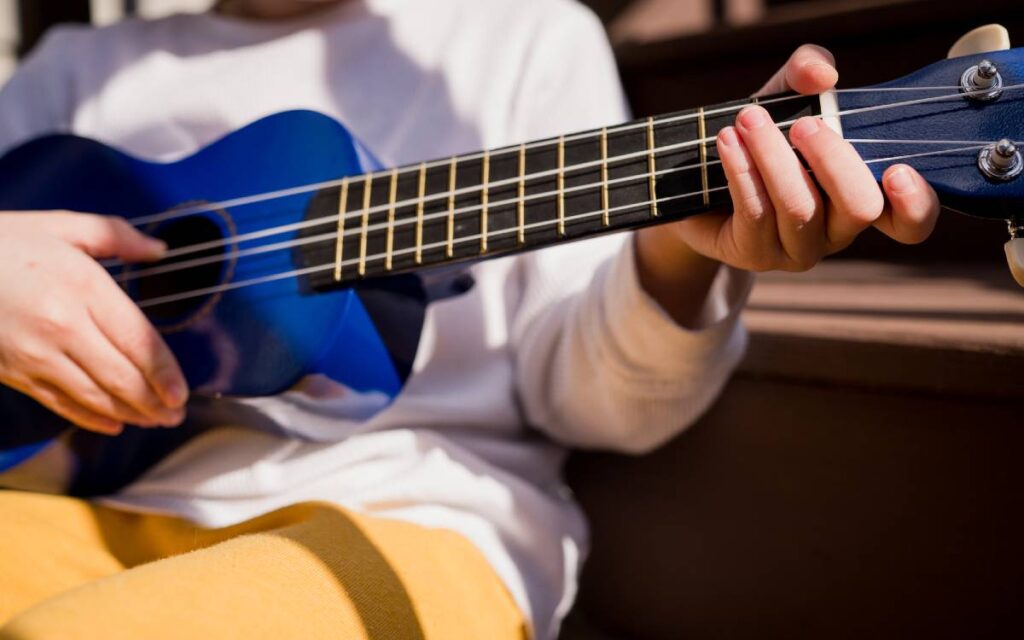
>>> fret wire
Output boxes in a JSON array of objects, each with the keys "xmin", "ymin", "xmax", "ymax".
[
  {"xmin": 697, "ymin": 106, "xmax": 710, "ymax": 207},
  {"xmin": 333, "ymin": 177, "xmax": 349, "ymax": 282},
  {"xmin": 446, "ymin": 157, "xmax": 457, "ymax": 258},
  {"xmin": 135, "ymin": 157, "xmax": 742, "ymax": 287},
  {"xmin": 480, "ymin": 149, "xmax": 490, "ymax": 254},
  {"xmin": 556, "ymin": 134, "xmax": 566, "ymax": 236},
  {"xmin": 385, "ymin": 168, "xmax": 398, "ymax": 271},
  {"xmin": 415, "ymin": 162, "xmax": 426, "ymax": 264},
  {"xmin": 599, "ymin": 127, "xmax": 609, "ymax": 227},
  {"xmin": 516, "ymin": 143, "xmax": 526, "ymax": 245},
  {"xmin": 646, "ymin": 117, "xmax": 658, "ymax": 218},
  {"xmin": 138, "ymin": 183, "xmax": 738, "ymax": 308},
  {"xmin": 358, "ymin": 174, "xmax": 372, "ymax": 277}
]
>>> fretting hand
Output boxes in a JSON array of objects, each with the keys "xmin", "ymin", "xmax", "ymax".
[
  {"xmin": 635, "ymin": 44, "xmax": 941, "ymax": 326},
  {"xmin": 0, "ymin": 212, "xmax": 188, "ymax": 435}
]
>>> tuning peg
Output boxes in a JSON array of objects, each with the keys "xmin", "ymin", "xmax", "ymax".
[{"xmin": 948, "ymin": 24, "xmax": 1010, "ymax": 58}]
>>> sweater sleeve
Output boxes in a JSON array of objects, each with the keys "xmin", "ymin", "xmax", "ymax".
[{"xmin": 509, "ymin": 2, "xmax": 752, "ymax": 454}]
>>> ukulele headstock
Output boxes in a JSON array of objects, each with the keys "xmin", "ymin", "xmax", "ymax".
[{"xmin": 837, "ymin": 24, "xmax": 1024, "ymax": 285}]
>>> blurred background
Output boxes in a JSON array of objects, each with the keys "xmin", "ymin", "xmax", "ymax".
[{"xmin": 1, "ymin": 1, "xmax": 1022, "ymax": 638}]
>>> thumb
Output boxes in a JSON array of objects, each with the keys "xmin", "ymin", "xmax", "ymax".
[
  {"xmin": 757, "ymin": 44, "xmax": 838, "ymax": 97},
  {"xmin": 52, "ymin": 213, "xmax": 167, "ymax": 261}
]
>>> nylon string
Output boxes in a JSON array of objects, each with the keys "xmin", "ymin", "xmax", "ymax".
[
  {"xmin": 115, "ymin": 138, "xmax": 997, "ymax": 284},
  {"xmin": 133, "ymin": 143, "xmax": 988, "ymax": 308}
]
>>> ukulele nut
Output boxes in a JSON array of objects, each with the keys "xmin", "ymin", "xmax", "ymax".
[
  {"xmin": 978, "ymin": 139, "xmax": 1023, "ymax": 182},
  {"xmin": 960, "ymin": 60, "xmax": 1004, "ymax": 101}
]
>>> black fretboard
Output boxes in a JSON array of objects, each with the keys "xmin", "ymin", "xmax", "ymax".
[{"xmin": 298, "ymin": 92, "xmax": 820, "ymax": 290}]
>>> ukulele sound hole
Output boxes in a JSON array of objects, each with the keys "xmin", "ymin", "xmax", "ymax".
[{"xmin": 133, "ymin": 214, "xmax": 230, "ymax": 326}]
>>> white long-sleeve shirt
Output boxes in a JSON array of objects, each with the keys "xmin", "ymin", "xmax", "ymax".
[{"xmin": 0, "ymin": 1, "xmax": 750, "ymax": 636}]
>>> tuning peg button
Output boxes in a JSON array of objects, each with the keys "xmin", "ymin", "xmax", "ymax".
[
  {"xmin": 961, "ymin": 60, "xmax": 1004, "ymax": 101},
  {"xmin": 978, "ymin": 139, "xmax": 1022, "ymax": 181}
]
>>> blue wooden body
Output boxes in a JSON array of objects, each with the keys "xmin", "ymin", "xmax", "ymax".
[{"xmin": 0, "ymin": 111, "xmax": 440, "ymax": 476}]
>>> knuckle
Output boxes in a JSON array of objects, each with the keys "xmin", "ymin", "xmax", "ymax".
[
  {"xmin": 33, "ymin": 302, "xmax": 73, "ymax": 337},
  {"xmin": 736, "ymin": 189, "xmax": 770, "ymax": 221},
  {"xmin": 120, "ymin": 324, "xmax": 163, "ymax": 365},
  {"xmin": 779, "ymin": 193, "xmax": 818, "ymax": 225},
  {"xmin": 101, "ymin": 374, "xmax": 133, "ymax": 399},
  {"xmin": 3, "ymin": 340, "xmax": 48, "ymax": 371},
  {"xmin": 846, "ymin": 195, "xmax": 884, "ymax": 226}
]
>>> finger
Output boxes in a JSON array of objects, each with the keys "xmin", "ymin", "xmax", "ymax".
[
  {"xmin": 876, "ymin": 164, "xmax": 940, "ymax": 244},
  {"xmin": 41, "ymin": 355, "xmax": 164, "ymax": 428},
  {"xmin": 64, "ymin": 321, "xmax": 185, "ymax": 427},
  {"xmin": 788, "ymin": 116, "xmax": 884, "ymax": 251},
  {"xmin": 757, "ymin": 44, "xmax": 838, "ymax": 96},
  {"xmin": 736, "ymin": 106, "xmax": 824, "ymax": 270},
  {"xmin": 44, "ymin": 213, "xmax": 166, "ymax": 262},
  {"xmin": 29, "ymin": 378, "xmax": 124, "ymax": 436},
  {"xmin": 713, "ymin": 125, "xmax": 783, "ymax": 269},
  {"xmin": 87, "ymin": 286, "xmax": 188, "ymax": 410}
]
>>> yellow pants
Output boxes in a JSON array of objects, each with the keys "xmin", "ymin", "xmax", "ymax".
[{"xmin": 0, "ymin": 491, "xmax": 526, "ymax": 640}]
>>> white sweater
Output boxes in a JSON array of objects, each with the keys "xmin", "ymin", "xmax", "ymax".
[{"xmin": 0, "ymin": 1, "xmax": 750, "ymax": 636}]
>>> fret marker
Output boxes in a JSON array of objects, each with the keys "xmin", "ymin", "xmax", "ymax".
[
  {"xmin": 333, "ymin": 178, "xmax": 349, "ymax": 282},
  {"xmin": 447, "ymin": 157, "xmax": 457, "ymax": 258},
  {"xmin": 415, "ymin": 163, "xmax": 426, "ymax": 264},
  {"xmin": 517, "ymin": 143, "xmax": 526, "ymax": 245},
  {"xmin": 646, "ymin": 117, "xmax": 658, "ymax": 217},
  {"xmin": 385, "ymin": 168, "xmax": 398, "ymax": 271},
  {"xmin": 557, "ymin": 134, "xmax": 566, "ymax": 235},
  {"xmin": 599, "ymin": 127, "xmax": 609, "ymax": 227},
  {"xmin": 697, "ymin": 106, "xmax": 710, "ymax": 207},
  {"xmin": 358, "ymin": 173, "xmax": 372, "ymax": 277},
  {"xmin": 480, "ymin": 149, "xmax": 490, "ymax": 254}
]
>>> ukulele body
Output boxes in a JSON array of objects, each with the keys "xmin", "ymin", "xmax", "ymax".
[{"xmin": 0, "ymin": 112, "xmax": 433, "ymax": 472}]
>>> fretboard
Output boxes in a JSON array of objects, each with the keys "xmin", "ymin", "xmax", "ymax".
[{"xmin": 298, "ymin": 92, "xmax": 822, "ymax": 289}]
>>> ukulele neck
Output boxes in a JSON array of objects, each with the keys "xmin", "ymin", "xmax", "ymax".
[{"xmin": 299, "ymin": 92, "xmax": 831, "ymax": 289}]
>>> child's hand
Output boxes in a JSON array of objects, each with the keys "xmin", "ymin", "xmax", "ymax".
[
  {"xmin": 635, "ymin": 45, "xmax": 940, "ymax": 328},
  {"xmin": 0, "ymin": 212, "xmax": 188, "ymax": 435},
  {"xmin": 673, "ymin": 44, "xmax": 940, "ymax": 271}
]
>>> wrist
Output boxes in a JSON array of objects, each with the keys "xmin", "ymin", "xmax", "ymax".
[{"xmin": 634, "ymin": 227, "xmax": 722, "ymax": 329}]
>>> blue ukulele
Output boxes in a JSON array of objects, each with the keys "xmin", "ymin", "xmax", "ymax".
[{"xmin": 1, "ymin": 27, "xmax": 1023, "ymax": 494}]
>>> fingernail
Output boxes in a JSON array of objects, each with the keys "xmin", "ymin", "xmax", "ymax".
[
  {"xmin": 738, "ymin": 106, "xmax": 769, "ymax": 130},
  {"xmin": 718, "ymin": 126, "xmax": 739, "ymax": 147},
  {"xmin": 163, "ymin": 379, "xmax": 189, "ymax": 408},
  {"xmin": 807, "ymin": 61, "xmax": 839, "ymax": 85},
  {"xmin": 887, "ymin": 165, "xmax": 915, "ymax": 194},
  {"xmin": 788, "ymin": 117, "xmax": 820, "ymax": 142}
]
